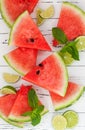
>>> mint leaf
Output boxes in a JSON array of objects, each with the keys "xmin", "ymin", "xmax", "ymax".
[
  {"xmin": 28, "ymin": 89, "xmax": 38, "ymax": 108},
  {"xmin": 60, "ymin": 41, "xmax": 79, "ymax": 60},
  {"xmin": 52, "ymin": 27, "xmax": 68, "ymax": 44},
  {"xmin": 22, "ymin": 111, "xmax": 32, "ymax": 116},
  {"xmin": 31, "ymin": 112, "xmax": 41, "ymax": 126},
  {"xmin": 33, "ymin": 105, "xmax": 44, "ymax": 114}
]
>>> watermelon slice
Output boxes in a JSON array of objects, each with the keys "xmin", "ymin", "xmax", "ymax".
[
  {"xmin": 53, "ymin": 2, "xmax": 85, "ymax": 46},
  {"xmin": 23, "ymin": 52, "xmax": 68, "ymax": 96},
  {"xmin": 3, "ymin": 47, "xmax": 38, "ymax": 75},
  {"xmin": 8, "ymin": 84, "xmax": 48, "ymax": 122},
  {"xmin": 50, "ymin": 82, "xmax": 84, "ymax": 110},
  {"xmin": 0, "ymin": 93, "xmax": 23, "ymax": 127},
  {"xmin": 9, "ymin": 11, "xmax": 51, "ymax": 51},
  {"xmin": 0, "ymin": 0, "xmax": 39, "ymax": 27}
]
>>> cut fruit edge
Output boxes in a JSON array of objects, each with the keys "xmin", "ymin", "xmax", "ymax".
[
  {"xmin": 0, "ymin": 112, "xmax": 24, "ymax": 128},
  {"xmin": 8, "ymin": 107, "xmax": 48, "ymax": 122}
]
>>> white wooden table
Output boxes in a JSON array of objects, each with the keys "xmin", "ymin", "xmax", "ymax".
[{"xmin": 0, "ymin": 0, "xmax": 85, "ymax": 130}]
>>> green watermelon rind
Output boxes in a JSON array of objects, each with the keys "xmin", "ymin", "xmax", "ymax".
[
  {"xmin": 54, "ymin": 52, "xmax": 68, "ymax": 96},
  {"xmin": 0, "ymin": 0, "xmax": 12, "ymax": 27},
  {"xmin": 0, "ymin": 112, "xmax": 24, "ymax": 128},
  {"xmin": 8, "ymin": 108, "xmax": 48, "ymax": 122},
  {"xmin": 54, "ymin": 87, "xmax": 84, "ymax": 111},
  {"xmin": 3, "ymin": 55, "xmax": 24, "ymax": 76},
  {"xmin": 8, "ymin": 11, "xmax": 28, "ymax": 45},
  {"xmin": 63, "ymin": 2, "xmax": 85, "ymax": 22}
]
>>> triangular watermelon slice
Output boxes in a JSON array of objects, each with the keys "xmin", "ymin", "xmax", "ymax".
[
  {"xmin": 50, "ymin": 82, "xmax": 84, "ymax": 110},
  {"xmin": 8, "ymin": 84, "xmax": 48, "ymax": 122},
  {"xmin": 0, "ymin": 0, "xmax": 39, "ymax": 27},
  {"xmin": 23, "ymin": 52, "xmax": 68, "ymax": 96},
  {"xmin": 53, "ymin": 2, "xmax": 85, "ymax": 46},
  {"xmin": 9, "ymin": 11, "xmax": 51, "ymax": 51},
  {"xmin": 0, "ymin": 93, "xmax": 23, "ymax": 127},
  {"xmin": 3, "ymin": 47, "xmax": 38, "ymax": 75}
]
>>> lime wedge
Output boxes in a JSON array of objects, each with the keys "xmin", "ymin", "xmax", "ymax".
[
  {"xmin": 36, "ymin": 8, "xmax": 45, "ymax": 26},
  {"xmin": 63, "ymin": 110, "xmax": 78, "ymax": 128},
  {"xmin": 59, "ymin": 51, "xmax": 74, "ymax": 65},
  {"xmin": 40, "ymin": 5, "xmax": 54, "ymax": 19},
  {"xmin": 52, "ymin": 115, "xmax": 67, "ymax": 130},
  {"xmin": 75, "ymin": 36, "xmax": 85, "ymax": 51},
  {"xmin": 0, "ymin": 85, "xmax": 17, "ymax": 94},
  {"xmin": 3, "ymin": 73, "xmax": 20, "ymax": 83}
]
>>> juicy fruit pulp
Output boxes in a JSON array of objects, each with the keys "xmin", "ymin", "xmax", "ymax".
[
  {"xmin": 0, "ymin": 93, "xmax": 23, "ymax": 127},
  {"xmin": 0, "ymin": 0, "xmax": 39, "ymax": 27},
  {"xmin": 4, "ymin": 47, "xmax": 38, "ymax": 75},
  {"xmin": 3, "ymin": 73, "xmax": 20, "ymax": 83},
  {"xmin": 63, "ymin": 110, "xmax": 78, "ymax": 128},
  {"xmin": 40, "ymin": 5, "xmax": 54, "ymax": 19},
  {"xmin": 0, "ymin": 85, "xmax": 17, "ymax": 94},
  {"xmin": 53, "ymin": 2, "xmax": 85, "ymax": 46},
  {"xmin": 52, "ymin": 115, "xmax": 67, "ymax": 130},
  {"xmin": 8, "ymin": 85, "xmax": 32, "ymax": 122},
  {"xmin": 9, "ymin": 11, "xmax": 51, "ymax": 51},
  {"xmin": 23, "ymin": 52, "xmax": 68, "ymax": 96},
  {"xmin": 50, "ymin": 82, "xmax": 84, "ymax": 110}
]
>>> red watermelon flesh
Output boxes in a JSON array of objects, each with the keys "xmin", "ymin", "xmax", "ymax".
[
  {"xmin": 3, "ymin": 47, "xmax": 38, "ymax": 75},
  {"xmin": 0, "ymin": 94, "xmax": 17, "ymax": 116},
  {"xmin": 23, "ymin": 52, "xmax": 68, "ymax": 96},
  {"xmin": 0, "ymin": 0, "xmax": 39, "ymax": 27},
  {"xmin": 8, "ymin": 84, "xmax": 32, "ymax": 122},
  {"xmin": 53, "ymin": 2, "xmax": 85, "ymax": 46},
  {"xmin": 9, "ymin": 11, "xmax": 51, "ymax": 51},
  {"xmin": 50, "ymin": 82, "xmax": 84, "ymax": 110}
]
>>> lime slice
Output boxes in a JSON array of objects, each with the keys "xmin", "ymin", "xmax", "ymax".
[
  {"xmin": 52, "ymin": 115, "xmax": 67, "ymax": 130},
  {"xmin": 40, "ymin": 5, "xmax": 54, "ymax": 19},
  {"xmin": 59, "ymin": 51, "xmax": 74, "ymax": 65},
  {"xmin": 36, "ymin": 8, "xmax": 45, "ymax": 26},
  {"xmin": 63, "ymin": 110, "xmax": 78, "ymax": 128},
  {"xmin": 3, "ymin": 73, "xmax": 20, "ymax": 83},
  {"xmin": 0, "ymin": 85, "xmax": 17, "ymax": 94},
  {"xmin": 75, "ymin": 36, "xmax": 85, "ymax": 51}
]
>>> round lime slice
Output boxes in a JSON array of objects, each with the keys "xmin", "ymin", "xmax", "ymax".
[
  {"xmin": 63, "ymin": 110, "xmax": 78, "ymax": 128},
  {"xmin": 52, "ymin": 115, "xmax": 67, "ymax": 130},
  {"xmin": 36, "ymin": 8, "xmax": 45, "ymax": 26},
  {"xmin": 75, "ymin": 36, "xmax": 85, "ymax": 51},
  {"xmin": 3, "ymin": 73, "xmax": 20, "ymax": 83},
  {"xmin": 40, "ymin": 5, "xmax": 54, "ymax": 19},
  {"xmin": 0, "ymin": 85, "xmax": 17, "ymax": 94},
  {"xmin": 59, "ymin": 51, "xmax": 74, "ymax": 65}
]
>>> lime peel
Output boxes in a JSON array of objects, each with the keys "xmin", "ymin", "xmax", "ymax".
[
  {"xmin": 52, "ymin": 115, "xmax": 67, "ymax": 130},
  {"xmin": 75, "ymin": 36, "xmax": 85, "ymax": 51},
  {"xmin": 0, "ymin": 85, "xmax": 17, "ymax": 94},
  {"xmin": 40, "ymin": 5, "xmax": 54, "ymax": 19},
  {"xmin": 63, "ymin": 110, "xmax": 78, "ymax": 128},
  {"xmin": 3, "ymin": 73, "xmax": 20, "ymax": 83},
  {"xmin": 36, "ymin": 8, "xmax": 45, "ymax": 26}
]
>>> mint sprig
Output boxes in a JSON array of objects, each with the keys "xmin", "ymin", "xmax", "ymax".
[
  {"xmin": 60, "ymin": 41, "xmax": 79, "ymax": 60},
  {"xmin": 28, "ymin": 88, "xmax": 38, "ymax": 108},
  {"xmin": 52, "ymin": 27, "xmax": 80, "ymax": 61},
  {"xmin": 22, "ymin": 89, "xmax": 44, "ymax": 126},
  {"xmin": 52, "ymin": 27, "xmax": 68, "ymax": 44}
]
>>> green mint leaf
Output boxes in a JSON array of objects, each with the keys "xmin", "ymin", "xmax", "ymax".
[
  {"xmin": 28, "ymin": 89, "xmax": 38, "ymax": 108},
  {"xmin": 31, "ymin": 112, "xmax": 41, "ymax": 126},
  {"xmin": 60, "ymin": 41, "xmax": 79, "ymax": 60},
  {"xmin": 52, "ymin": 27, "xmax": 68, "ymax": 44},
  {"xmin": 33, "ymin": 105, "xmax": 44, "ymax": 114},
  {"xmin": 22, "ymin": 111, "xmax": 32, "ymax": 116}
]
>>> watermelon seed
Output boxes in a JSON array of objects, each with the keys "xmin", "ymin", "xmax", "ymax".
[
  {"xmin": 30, "ymin": 38, "xmax": 35, "ymax": 43},
  {"xmin": 36, "ymin": 70, "xmax": 40, "ymax": 75},
  {"xmin": 39, "ymin": 63, "xmax": 43, "ymax": 67}
]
